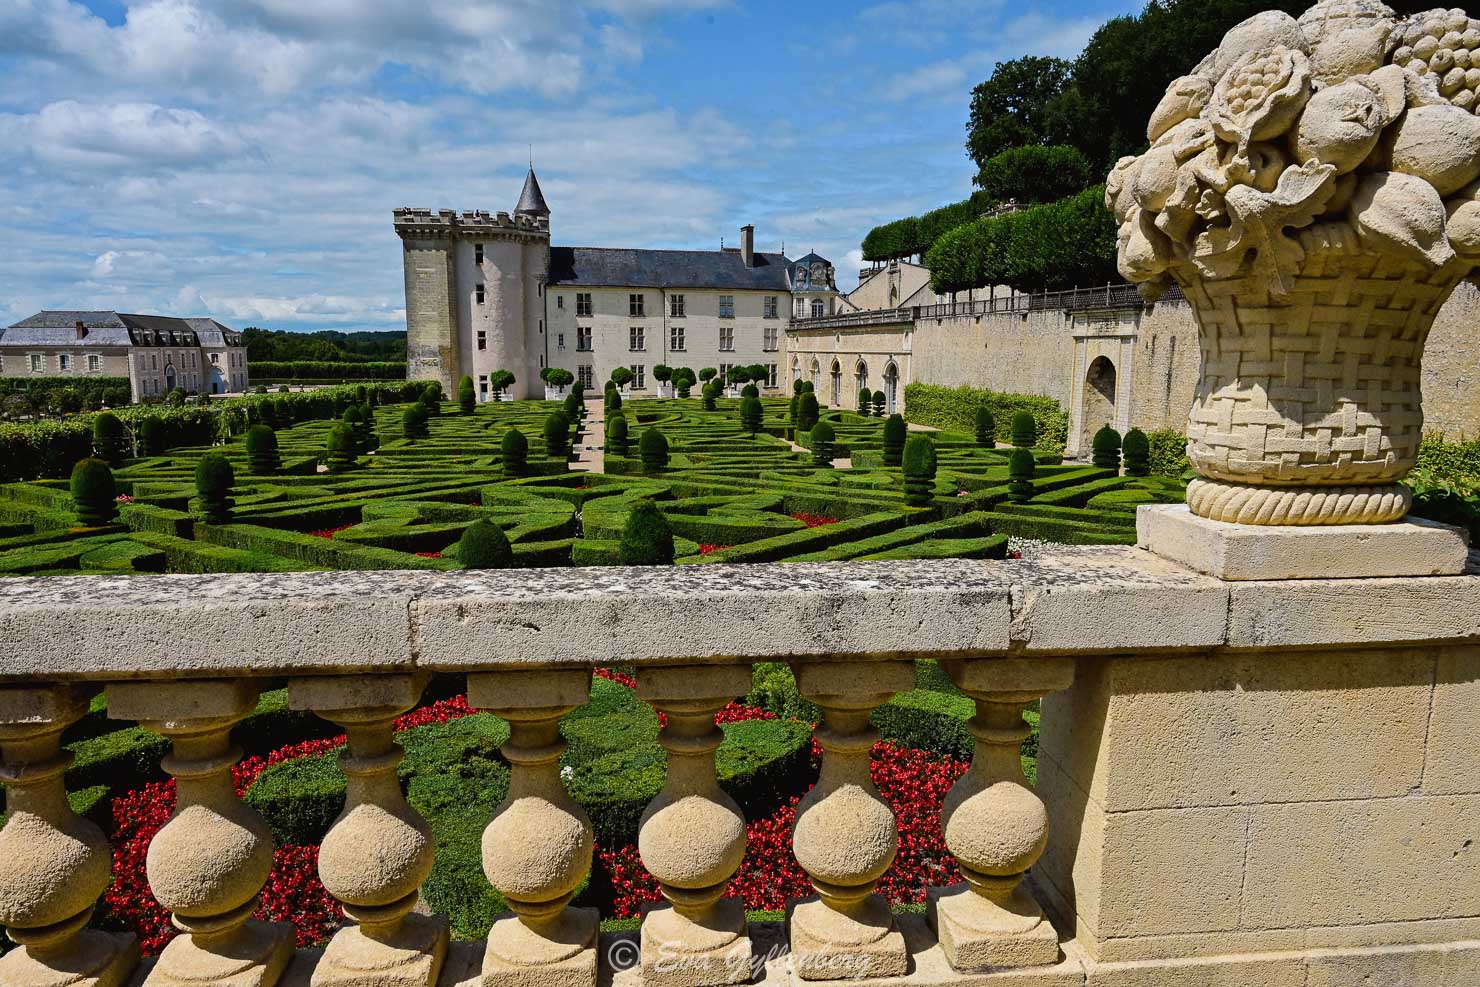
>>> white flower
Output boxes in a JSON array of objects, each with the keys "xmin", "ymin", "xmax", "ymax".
[{"xmin": 560, "ymin": 765, "xmax": 574, "ymax": 781}]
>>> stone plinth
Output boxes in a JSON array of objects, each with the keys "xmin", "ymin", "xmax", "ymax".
[{"xmin": 1137, "ymin": 504, "xmax": 1469, "ymax": 581}]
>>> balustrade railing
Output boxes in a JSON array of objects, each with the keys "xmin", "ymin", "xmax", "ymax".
[
  {"xmin": 0, "ymin": 549, "xmax": 1475, "ymax": 985},
  {"xmin": 793, "ymin": 282, "xmax": 1188, "ymax": 332}
]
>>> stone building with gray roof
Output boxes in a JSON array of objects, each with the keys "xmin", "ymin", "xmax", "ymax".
[
  {"xmin": 394, "ymin": 168, "xmax": 838, "ymax": 399},
  {"xmin": 0, "ymin": 311, "xmax": 249, "ymax": 403}
]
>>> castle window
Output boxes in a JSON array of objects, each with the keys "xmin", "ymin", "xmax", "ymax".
[
  {"xmin": 719, "ymin": 295, "xmax": 735, "ymax": 319},
  {"xmin": 764, "ymin": 296, "xmax": 778, "ymax": 319},
  {"xmin": 557, "ymin": 295, "xmax": 564, "ymax": 309},
  {"xmin": 577, "ymin": 327, "xmax": 592, "ymax": 352},
  {"xmin": 58, "ymin": 354, "xmax": 71, "ymax": 371},
  {"xmin": 719, "ymin": 326, "xmax": 734, "ymax": 352},
  {"xmin": 29, "ymin": 354, "xmax": 42, "ymax": 372},
  {"xmin": 477, "ymin": 331, "xmax": 487, "ymax": 351},
  {"xmin": 630, "ymin": 364, "xmax": 646, "ymax": 389},
  {"xmin": 479, "ymin": 375, "xmax": 489, "ymax": 399},
  {"xmin": 766, "ymin": 363, "xmax": 778, "ymax": 388},
  {"xmin": 88, "ymin": 354, "xmax": 100, "ymax": 372},
  {"xmin": 629, "ymin": 327, "xmax": 645, "ymax": 352},
  {"xmin": 578, "ymin": 365, "xmax": 594, "ymax": 389},
  {"xmin": 670, "ymin": 294, "xmax": 685, "ymax": 318},
  {"xmin": 210, "ymin": 353, "xmax": 220, "ymax": 365},
  {"xmin": 577, "ymin": 293, "xmax": 592, "ymax": 317},
  {"xmin": 558, "ymin": 333, "xmax": 565, "ymax": 350},
  {"xmin": 475, "ymin": 243, "xmax": 484, "ymax": 265},
  {"xmin": 764, "ymin": 326, "xmax": 778, "ymax": 352},
  {"xmin": 670, "ymin": 326, "xmax": 685, "ymax": 351},
  {"xmin": 811, "ymin": 300, "xmax": 825, "ymax": 318},
  {"xmin": 476, "ymin": 284, "xmax": 486, "ymax": 305},
  {"xmin": 630, "ymin": 294, "xmax": 645, "ymax": 317}
]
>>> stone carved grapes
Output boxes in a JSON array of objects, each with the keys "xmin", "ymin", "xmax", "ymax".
[{"xmin": 1109, "ymin": 0, "xmax": 1480, "ymax": 301}]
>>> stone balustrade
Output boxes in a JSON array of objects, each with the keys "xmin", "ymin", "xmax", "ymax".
[{"xmin": 0, "ymin": 546, "xmax": 1478, "ymax": 986}]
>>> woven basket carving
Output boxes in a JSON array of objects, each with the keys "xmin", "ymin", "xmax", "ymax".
[{"xmin": 1181, "ymin": 251, "xmax": 1464, "ymax": 488}]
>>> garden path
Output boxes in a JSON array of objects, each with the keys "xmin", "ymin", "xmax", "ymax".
[{"xmin": 571, "ymin": 397, "xmax": 605, "ymax": 474}]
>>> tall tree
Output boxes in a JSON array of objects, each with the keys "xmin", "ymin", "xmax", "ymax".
[{"xmin": 965, "ymin": 56, "xmax": 1073, "ymax": 175}]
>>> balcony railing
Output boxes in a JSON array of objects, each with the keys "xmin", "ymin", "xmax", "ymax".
[
  {"xmin": 0, "ymin": 545, "xmax": 1475, "ymax": 986},
  {"xmin": 793, "ymin": 283, "xmax": 1188, "ymax": 332}
]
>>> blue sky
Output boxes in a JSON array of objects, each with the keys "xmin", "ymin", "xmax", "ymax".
[{"xmin": 0, "ymin": 0, "xmax": 1137, "ymax": 333}]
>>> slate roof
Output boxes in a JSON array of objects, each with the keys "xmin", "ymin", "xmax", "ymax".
[
  {"xmin": 2, "ymin": 311, "xmax": 238, "ymax": 347},
  {"xmin": 793, "ymin": 252, "xmax": 833, "ymax": 268},
  {"xmin": 548, "ymin": 247, "xmax": 795, "ymax": 291},
  {"xmin": 515, "ymin": 169, "xmax": 551, "ymax": 218}
]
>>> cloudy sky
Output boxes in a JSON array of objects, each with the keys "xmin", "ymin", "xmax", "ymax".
[{"xmin": 0, "ymin": 0, "xmax": 1135, "ymax": 334}]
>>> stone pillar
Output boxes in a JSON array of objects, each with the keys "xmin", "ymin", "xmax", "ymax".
[
  {"xmin": 0, "ymin": 686, "xmax": 139, "ymax": 987},
  {"xmin": 789, "ymin": 660, "xmax": 914, "ymax": 981},
  {"xmin": 636, "ymin": 665, "xmax": 752, "ymax": 987},
  {"xmin": 927, "ymin": 658, "xmax": 1074, "ymax": 971},
  {"xmin": 468, "ymin": 669, "xmax": 597, "ymax": 987},
  {"xmin": 107, "ymin": 680, "xmax": 293, "ymax": 987},
  {"xmin": 289, "ymin": 675, "xmax": 447, "ymax": 987}
]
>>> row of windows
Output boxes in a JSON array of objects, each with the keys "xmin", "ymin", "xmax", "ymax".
[
  {"xmin": 572, "ymin": 363, "xmax": 781, "ymax": 390},
  {"xmin": 552, "ymin": 325, "xmax": 781, "ymax": 353},
  {"xmin": 14, "ymin": 353, "xmax": 106, "ymax": 373},
  {"xmin": 549, "ymin": 292, "xmax": 783, "ymax": 319}
]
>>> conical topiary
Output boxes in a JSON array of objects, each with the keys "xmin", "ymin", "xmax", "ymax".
[
  {"xmin": 810, "ymin": 421, "xmax": 835, "ymax": 468},
  {"xmin": 459, "ymin": 518, "xmax": 513, "ymax": 569},
  {"xmin": 403, "ymin": 403, "xmax": 429, "ymax": 440},
  {"xmin": 607, "ymin": 414, "xmax": 630, "ymax": 457},
  {"xmin": 501, "ymin": 427, "xmax": 529, "ymax": 477},
  {"xmin": 640, "ymin": 427, "xmax": 669, "ymax": 473},
  {"xmin": 71, "ymin": 458, "xmax": 118, "ymax": 526},
  {"xmin": 902, "ymin": 435, "xmax": 937, "ymax": 507},
  {"xmin": 544, "ymin": 410, "xmax": 571, "ymax": 458},
  {"xmin": 194, "ymin": 453, "xmax": 235, "ymax": 524},
  {"xmin": 563, "ymin": 392, "xmax": 583, "ymax": 421},
  {"xmin": 608, "ymin": 389, "xmax": 623, "ymax": 413},
  {"xmin": 93, "ymin": 412, "xmax": 127, "ymax": 467},
  {"xmin": 739, "ymin": 396, "xmax": 763, "ymax": 434},
  {"xmin": 858, "ymin": 387, "xmax": 871, "ymax": 415},
  {"xmin": 1122, "ymin": 428, "xmax": 1151, "ymax": 477},
  {"xmin": 419, "ymin": 387, "xmax": 441, "ymax": 417},
  {"xmin": 975, "ymin": 407, "xmax": 996, "ymax": 448},
  {"xmin": 742, "ymin": 383, "xmax": 760, "ymax": 400},
  {"xmin": 1008, "ymin": 448, "xmax": 1036, "ymax": 501},
  {"xmin": 883, "ymin": 414, "xmax": 907, "ymax": 467},
  {"xmin": 458, "ymin": 375, "xmax": 476, "ymax": 414},
  {"xmin": 1092, "ymin": 425, "xmax": 1123, "ymax": 472},
  {"xmin": 138, "ymin": 416, "xmax": 165, "ymax": 456},
  {"xmin": 1010, "ymin": 411, "xmax": 1037, "ymax": 448},
  {"xmin": 872, "ymin": 390, "xmax": 886, "ymax": 417},
  {"xmin": 619, "ymin": 501, "xmax": 674, "ymax": 566},
  {"xmin": 797, "ymin": 393, "xmax": 820, "ymax": 432},
  {"xmin": 701, "ymin": 381, "xmax": 719, "ymax": 412},
  {"xmin": 325, "ymin": 422, "xmax": 359, "ymax": 472},
  {"xmin": 245, "ymin": 424, "xmax": 281, "ymax": 474}
]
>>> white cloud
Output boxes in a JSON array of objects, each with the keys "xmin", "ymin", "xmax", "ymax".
[{"xmin": 8, "ymin": 101, "xmax": 250, "ymax": 170}]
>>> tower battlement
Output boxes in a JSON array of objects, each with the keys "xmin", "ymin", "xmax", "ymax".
[{"xmin": 393, "ymin": 207, "xmax": 549, "ymax": 240}]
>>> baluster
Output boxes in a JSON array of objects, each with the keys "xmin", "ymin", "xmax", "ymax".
[
  {"xmin": 289, "ymin": 675, "xmax": 447, "ymax": 987},
  {"xmin": 927, "ymin": 658, "xmax": 1074, "ymax": 970},
  {"xmin": 0, "ymin": 686, "xmax": 138, "ymax": 987},
  {"xmin": 468, "ymin": 670, "xmax": 597, "ymax": 987},
  {"xmin": 108, "ymin": 680, "xmax": 292, "ymax": 987},
  {"xmin": 636, "ymin": 665, "xmax": 751, "ymax": 987},
  {"xmin": 789, "ymin": 660, "xmax": 914, "ymax": 981}
]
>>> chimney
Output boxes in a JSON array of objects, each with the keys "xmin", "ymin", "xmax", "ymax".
[
  {"xmin": 74, "ymin": 321, "xmax": 87, "ymax": 340},
  {"xmin": 740, "ymin": 225, "xmax": 755, "ymax": 268}
]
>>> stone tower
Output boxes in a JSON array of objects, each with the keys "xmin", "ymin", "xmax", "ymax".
[{"xmin": 394, "ymin": 169, "xmax": 552, "ymax": 398}]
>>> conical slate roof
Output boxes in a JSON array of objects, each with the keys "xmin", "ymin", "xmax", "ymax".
[{"xmin": 515, "ymin": 168, "xmax": 550, "ymax": 218}]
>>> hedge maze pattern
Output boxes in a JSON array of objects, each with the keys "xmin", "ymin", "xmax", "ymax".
[{"xmin": 0, "ymin": 389, "xmax": 1186, "ymax": 576}]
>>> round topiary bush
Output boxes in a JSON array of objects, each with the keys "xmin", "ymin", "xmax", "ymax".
[
  {"xmin": 403, "ymin": 404, "xmax": 430, "ymax": 440},
  {"xmin": 563, "ymin": 392, "xmax": 583, "ymax": 421},
  {"xmin": 245, "ymin": 424, "xmax": 281, "ymax": 475},
  {"xmin": 883, "ymin": 414, "xmax": 907, "ymax": 467},
  {"xmin": 544, "ymin": 410, "xmax": 571, "ymax": 459},
  {"xmin": 701, "ymin": 382, "xmax": 719, "ymax": 412},
  {"xmin": 975, "ymin": 407, "xmax": 996, "ymax": 448},
  {"xmin": 739, "ymin": 396, "xmax": 763, "ymax": 435},
  {"xmin": 802, "ymin": 380, "xmax": 814, "ymax": 394},
  {"xmin": 459, "ymin": 519, "xmax": 513, "ymax": 569},
  {"xmin": 71, "ymin": 458, "xmax": 118, "ymax": 526},
  {"xmin": 1122, "ymin": 428, "xmax": 1151, "ymax": 477},
  {"xmin": 325, "ymin": 423, "xmax": 359, "ymax": 473},
  {"xmin": 640, "ymin": 428, "xmax": 669, "ymax": 473},
  {"xmin": 194, "ymin": 453, "xmax": 235, "ymax": 524},
  {"xmin": 742, "ymin": 383, "xmax": 760, "ymax": 400},
  {"xmin": 872, "ymin": 390, "xmax": 886, "ymax": 417},
  {"xmin": 93, "ymin": 412, "xmax": 127, "ymax": 467},
  {"xmin": 419, "ymin": 388, "xmax": 441, "ymax": 417},
  {"xmin": 798, "ymin": 393, "xmax": 820, "ymax": 432},
  {"xmin": 619, "ymin": 501, "xmax": 674, "ymax": 566},
  {"xmin": 1092, "ymin": 425, "xmax": 1123, "ymax": 472},
  {"xmin": 1011, "ymin": 411, "xmax": 1037, "ymax": 448},
  {"xmin": 902, "ymin": 435, "xmax": 937, "ymax": 507},
  {"xmin": 1008, "ymin": 448, "xmax": 1036, "ymax": 501},
  {"xmin": 793, "ymin": 379, "xmax": 805, "ymax": 395},
  {"xmin": 501, "ymin": 428, "xmax": 529, "ymax": 477},
  {"xmin": 138, "ymin": 416, "xmax": 165, "ymax": 456},
  {"xmin": 810, "ymin": 421, "xmax": 835, "ymax": 468},
  {"xmin": 458, "ymin": 375, "xmax": 476, "ymax": 415},
  {"xmin": 858, "ymin": 387, "xmax": 872, "ymax": 415},
  {"xmin": 607, "ymin": 414, "xmax": 630, "ymax": 457}
]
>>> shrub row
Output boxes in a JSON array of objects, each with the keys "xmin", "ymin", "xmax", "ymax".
[
  {"xmin": 902, "ymin": 383, "xmax": 1068, "ymax": 455},
  {"xmin": 924, "ymin": 186, "xmax": 1118, "ymax": 295},
  {"xmin": 861, "ymin": 190, "xmax": 997, "ymax": 263},
  {"xmin": 249, "ymin": 361, "xmax": 407, "ymax": 380}
]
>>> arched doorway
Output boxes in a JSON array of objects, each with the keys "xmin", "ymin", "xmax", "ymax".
[
  {"xmin": 1081, "ymin": 356, "xmax": 1117, "ymax": 455},
  {"xmin": 209, "ymin": 366, "xmax": 225, "ymax": 394},
  {"xmin": 830, "ymin": 360, "xmax": 842, "ymax": 407},
  {"xmin": 855, "ymin": 361, "xmax": 869, "ymax": 403},
  {"xmin": 164, "ymin": 365, "xmax": 176, "ymax": 392},
  {"xmin": 883, "ymin": 362, "xmax": 899, "ymax": 414},
  {"xmin": 810, "ymin": 359, "xmax": 821, "ymax": 392}
]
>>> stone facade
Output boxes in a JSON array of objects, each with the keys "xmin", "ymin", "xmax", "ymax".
[
  {"xmin": 396, "ymin": 172, "xmax": 837, "ymax": 400},
  {"xmin": 0, "ymin": 311, "xmax": 249, "ymax": 403}
]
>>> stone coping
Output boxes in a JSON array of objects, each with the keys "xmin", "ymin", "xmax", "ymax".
[{"xmin": 1, "ymin": 547, "xmax": 1479, "ymax": 682}]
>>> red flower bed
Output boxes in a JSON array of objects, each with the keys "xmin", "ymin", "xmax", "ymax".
[
  {"xmin": 414, "ymin": 551, "xmax": 443, "ymax": 559},
  {"xmin": 790, "ymin": 513, "xmax": 840, "ymax": 528},
  {"xmin": 698, "ymin": 544, "xmax": 730, "ymax": 555},
  {"xmin": 307, "ymin": 524, "xmax": 353, "ymax": 539}
]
